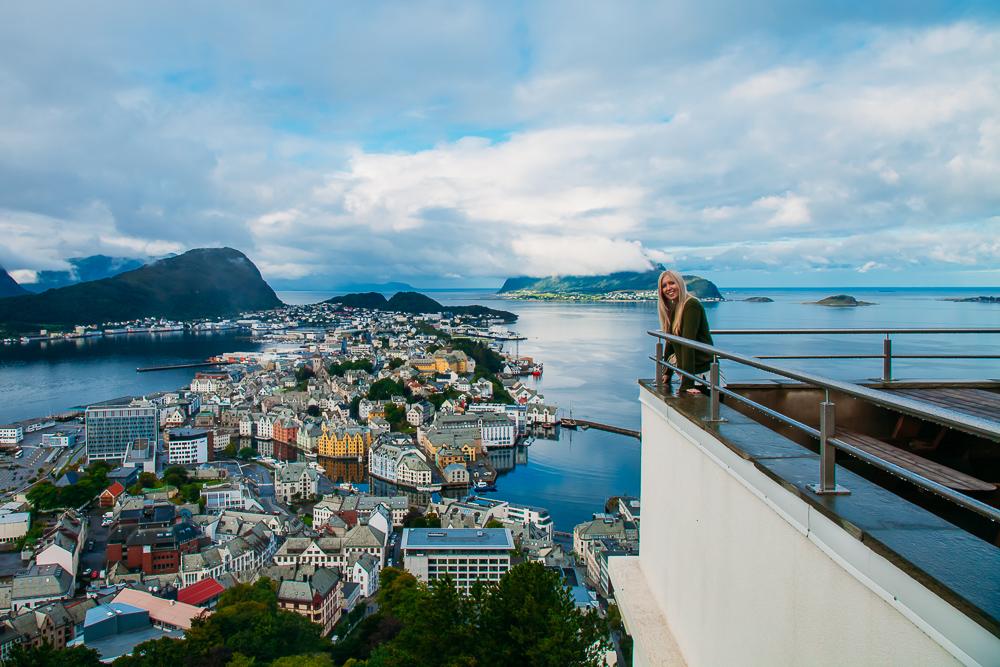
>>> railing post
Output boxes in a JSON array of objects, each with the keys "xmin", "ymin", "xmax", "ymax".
[
  {"xmin": 704, "ymin": 357, "xmax": 726, "ymax": 423},
  {"xmin": 809, "ymin": 399, "xmax": 849, "ymax": 495},
  {"xmin": 655, "ymin": 341, "xmax": 664, "ymax": 392},
  {"xmin": 883, "ymin": 335, "xmax": 892, "ymax": 382}
]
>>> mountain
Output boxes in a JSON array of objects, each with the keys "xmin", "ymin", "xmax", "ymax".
[
  {"xmin": 0, "ymin": 266, "xmax": 29, "ymax": 298},
  {"xmin": 326, "ymin": 291, "xmax": 517, "ymax": 322},
  {"xmin": 20, "ymin": 255, "xmax": 153, "ymax": 293},
  {"xmin": 0, "ymin": 248, "xmax": 282, "ymax": 329},
  {"xmin": 499, "ymin": 267, "xmax": 724, "ymax": 300}
]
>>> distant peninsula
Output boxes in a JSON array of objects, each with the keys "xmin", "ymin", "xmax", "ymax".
[
  {"xmin": 943, "ymin": 296, "xmax": 999, "ymax": 304},
  {"xmin": 326, "ymin": 291, "xmax": 517, "ymax": 322},
  {"xmin": 499, "ymin": 267, "xmax": 723, "ymax": 302},
  {"xmin": 0, "ymin": 248, "xmax": 283, "ymax": 331},
  {"xmin": 809, "ymin": 295, "xmax": 875, "ymax": 307}
]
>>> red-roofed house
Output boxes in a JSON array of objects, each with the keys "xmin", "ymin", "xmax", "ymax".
[
  {"xmin": 177, "ymin": 577, "xmax": 225, "ymax": 608},
  {"xmin": 100, "ymin": 482, "xmax": 125, "ymax": 508}
]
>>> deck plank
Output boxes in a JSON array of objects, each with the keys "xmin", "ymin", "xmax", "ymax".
[
  {"xmin": 887, "ymin": 387, "xmax": 1000, "ymax": 423},
  {"xmin": 836, "ymin": 429, "xmax": 996, "ymax": 492}
]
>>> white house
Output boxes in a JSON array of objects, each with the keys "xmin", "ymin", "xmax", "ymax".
[{"xmin": 256, "ymin": 414, "xmax": 274, "ymax": 440}]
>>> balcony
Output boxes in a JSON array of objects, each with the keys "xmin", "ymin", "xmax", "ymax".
[{"xmin": 609, "ymin": 329, "xmax": 999, "ymax": 666}]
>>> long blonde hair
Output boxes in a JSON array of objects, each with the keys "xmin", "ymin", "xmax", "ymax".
[{"xmin": 657, "ymin": 270, "xmax": 693, "ymax": 335}]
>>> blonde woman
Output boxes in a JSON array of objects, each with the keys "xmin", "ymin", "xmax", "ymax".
[{"xmin": 657, "ymin": 270, "xmax": 714, "ymax": 394}]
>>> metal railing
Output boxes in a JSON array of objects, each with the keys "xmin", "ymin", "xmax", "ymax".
[
  {"xmin": 711, "ymin": 328, "xmax": 1000, "ymax": 382},
  {"xmin": 648, "ymin": 330, "xmax": 1000, "ymax": 523}
]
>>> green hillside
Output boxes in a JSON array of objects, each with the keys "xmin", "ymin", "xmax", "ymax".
[
  {"xmin": 500, "ymin": 267, "xmax": 723, "ymax": 300},
  {"xmin": 327, "ymin": 291, "xmax": 517, "ymax": 321}
]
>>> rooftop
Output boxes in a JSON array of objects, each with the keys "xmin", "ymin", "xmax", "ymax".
[{"xmin": 402, "ymin": 528, "xmax": 514, "ymax": 550}]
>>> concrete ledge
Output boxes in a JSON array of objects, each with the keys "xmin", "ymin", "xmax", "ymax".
[{"xmin": 609, "ymin": 556, "xmax": 687, "ymax": 667}]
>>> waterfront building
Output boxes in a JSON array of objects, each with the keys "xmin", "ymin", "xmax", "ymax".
[
  {"xmin": 0, "ymin": 425, "xmax": 24, "ymax": 445},
  {"xmin": 368, "ymin": 441, "xmax": 438, "ymax": 491},
  {"xmin": 165, "ymin": 428, "xmax": 212, "ymax": 465},
  {"xmin": 274, "ymin": 463, "xmax": 319, "ymax": 503},
  {"xmin": 432, "ymin": 412, "xmax": 515, "ymax": 448},
  {"xmin": 86, "ymin": 402, "xmax": 158, "ymax": 462},
  {"xmin": 255, "ymin": 414, "xmax": 273, "ymax": 440},
  {"xmin": 316, "ymin": 424, "xmax": 373, "ymax": 459},
  {"xmin": 401, "ymin": 528, "xmax": 514, "ymax": 594}
]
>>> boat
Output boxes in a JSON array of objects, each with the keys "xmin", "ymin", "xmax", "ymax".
[{"xmin": 475, "ymin": 480, "xmax": 496, "ymax": 492}]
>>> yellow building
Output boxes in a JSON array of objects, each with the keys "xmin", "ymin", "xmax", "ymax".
[
  {"xmin": 419, "ymin": 427, "xmax": 480, "ymax": 462},
  {"xmin": 433, "ymin": 350, "xmax": 470, "ymax": 374},
  {"xmin": 317, "ymin": 424, "xmax": 374, "ymax": 459}
]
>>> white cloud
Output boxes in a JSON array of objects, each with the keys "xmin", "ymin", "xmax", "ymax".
[{"xmin": 0, "ymin": 6, "xmax": 997, "ymax": 286}]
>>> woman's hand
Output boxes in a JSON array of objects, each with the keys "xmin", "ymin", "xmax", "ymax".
[{"xmin": 685, "ymin": 388, "xmax": 702, "ymax": 395}]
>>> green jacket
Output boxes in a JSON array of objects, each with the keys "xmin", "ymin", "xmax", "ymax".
[{"xmin": 666, "ymin": 298, "xmax": 714, "ymax": 390}]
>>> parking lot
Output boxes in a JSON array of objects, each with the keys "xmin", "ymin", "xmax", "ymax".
[{"xmin": 0, "ymin": 420, "xmax": 86, "ymax": 495}]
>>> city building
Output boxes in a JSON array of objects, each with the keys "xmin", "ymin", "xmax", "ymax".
[
  {"xmin": 165, "ymin": 428, "xmax": 213, "ymax": 465},
  {"xmin": 316, "ymin": 424, "xmax": 373, "ymax": 458},
  {"xmin": 11, "ymin": 565, "xmax": 74, "ymax": 611},
  {"xmin": 368, "ymin": 441, "xmax": 439, "ymax": 491},
  {"xmin": 200, "ymin": 481, "xmax": 263, "ymax": 511},
  {"xmin": 0, "ymin": 501, "xmax": 31, "ymax": 544},
  {"xmin": 274, "ymin": 463, "xmax": 320, "ymax": 503},
  {"xmin": 86, "ymin": 402, "xmax": 158, "ymax": 462},
  {"xmin": 401, "ymin": 528, "xmax": 514, "ymax": 594},
  {"xmin": 276, "ymin": 567, "xmax": 342, "ymax": 636},
  {"xmin": 41, "ymin": 432, "xmax": 75, "ymax": 447},
  {"xmin": 0, "ymin": 425, "xmax": 23, "ymax": 445}
]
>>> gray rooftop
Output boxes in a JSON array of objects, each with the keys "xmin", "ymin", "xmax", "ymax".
[{"xmin": 402, "ymin": 528, "xmax": 514, "ymax": 550}]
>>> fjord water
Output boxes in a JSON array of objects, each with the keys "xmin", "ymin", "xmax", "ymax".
[{"xmin": 1, "ymin": 287, "xmax": 996, "ymax": 529}]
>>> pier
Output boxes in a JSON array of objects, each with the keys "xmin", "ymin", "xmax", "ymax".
[
  {"xmin": 560, "ymin": 418, "xmax": 640, "ymax": 440},
  {"xmin": 136, "ymin": 361, "xmax": 229, "ymax": 373}
]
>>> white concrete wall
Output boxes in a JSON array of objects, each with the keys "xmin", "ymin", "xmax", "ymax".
[{"xmin": 633, "ymin": 387, "xmax": 993, "ymax": 667}]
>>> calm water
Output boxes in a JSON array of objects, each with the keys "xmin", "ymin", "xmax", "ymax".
[{"xmin": 1, "ymin": 287, "xmax": 997, "ymax": 529}]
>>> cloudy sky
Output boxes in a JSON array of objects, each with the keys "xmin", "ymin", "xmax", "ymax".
[{"xmin": 1, "ymin": 2, "xmax": 998, "ymax": 289}]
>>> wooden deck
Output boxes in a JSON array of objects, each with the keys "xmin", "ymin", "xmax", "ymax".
[
  {"xmin": 836, "ymin": 429, "xmax": 996, "ymax": 493},
  {"xmin": 884, "ymin": 386, "xmax": 1000, "ymax": 425}
]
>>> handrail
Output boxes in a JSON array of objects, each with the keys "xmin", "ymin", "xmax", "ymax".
[
  {"xmin": 648, "ymin": 330, "xmax": 1000, "ymax": 523},
  {"xmin": 650, "ymin": 331, "xmax": 1000, "ymax": 441},
  {"xmin": 709, "ymin": 328, "xmax": 1000, "ymax": 380}
]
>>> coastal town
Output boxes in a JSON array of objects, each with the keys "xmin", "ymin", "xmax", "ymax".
[{"xmin": 0, "ymin": 299, "xmax": 637, "ymax": 662}]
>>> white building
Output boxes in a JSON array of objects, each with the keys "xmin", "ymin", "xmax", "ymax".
[
  {"xmin": 200, "ymin": 482, "xmax": 263, "ymax": 511},
  {"xmin": 274, "ymin": 463, "xmax": 319, "ymax": 503},
  {"xmin": 368, "ymin": 441, "xmax": 439, "ymax": 491},
  {"xmin": 401, "ymin": 528, "xmax": 514, "ymax": 594},
  {"xmin": 40, "ymin": 432, "xmax": 75, "ymax": 447},
  {"xmin": 256, "ymin": 414, "xmax": 274, "ymax": 440},
  {"xmin": 0, "ymin": 502, "xmax": 31, "ymax": 544},
  {"xmin": 0, "ymin": 425, "xmax": 24, "ymax": 445},
  {"xmin": 166, "ymin": 428, "xmax": 211, "ymax": 465}
]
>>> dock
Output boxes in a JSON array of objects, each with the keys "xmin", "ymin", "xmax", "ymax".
[
  {"xmin": 136, "ymin": 361, "xmax": 229, "ymax": 373},
  {"xmin": 559, "ymin": 418, "xmax": 640, "ymax": 440}
]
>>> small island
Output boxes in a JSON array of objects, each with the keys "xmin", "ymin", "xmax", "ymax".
[
  {"xmin": 809, "ymin": 294, "xmax": 875, "ymax": 307},
  {"xmin": 744, "ymin": 296, "xmax": 774, "ymax": 303}
]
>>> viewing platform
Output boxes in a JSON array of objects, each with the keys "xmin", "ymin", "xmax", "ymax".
[{"xmin": 611, "ymin": 328, "xmax": 999, "ymax": 666}]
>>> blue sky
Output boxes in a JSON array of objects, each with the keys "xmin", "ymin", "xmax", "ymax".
[{"xmin": 0, "ymin": 1, "xmax": 998, "ymax": 289}]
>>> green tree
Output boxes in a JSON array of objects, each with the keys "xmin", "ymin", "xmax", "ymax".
[
  {"xmin": 349, "ymin": 396, "xmax": 362, "ymax": 420},
  {"xmin": 9, "ymin": 644, "xmax": 102, "ymax": 667},
  {"xmin": 237, "ymin": 447, "xmax": 257, "ymax": 460},
  {"xmin": 138, "ymin": 472, "xmax": 160, "ymax": 488},
  {"xmin": 367, "ymin": 378, "xmax": 408, "ymax": 401},
  {"xmin": 306, "ymin": 404, "xmax": 321, "ymax": 417},
  {"xmin": 387, "ymin": 357, "xmax": 405, "ymax": 370},
  {"xmin": 272, "ymin": 655, "xmax": 333, "ymax": 667},
  {"xmin": 163, "ymin": 466, "xmax": 190, "ymax": 488},
  {"xmin": 477, "ymin": 562, "xmax": 610, "ymax": 666},
  {"xmin": 485, "ymin": 519, "xmax": 504, "ymax": 528},
  {"xmin": 113, "ymin": 637, "xmax": 188, "ymax": 667}
]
